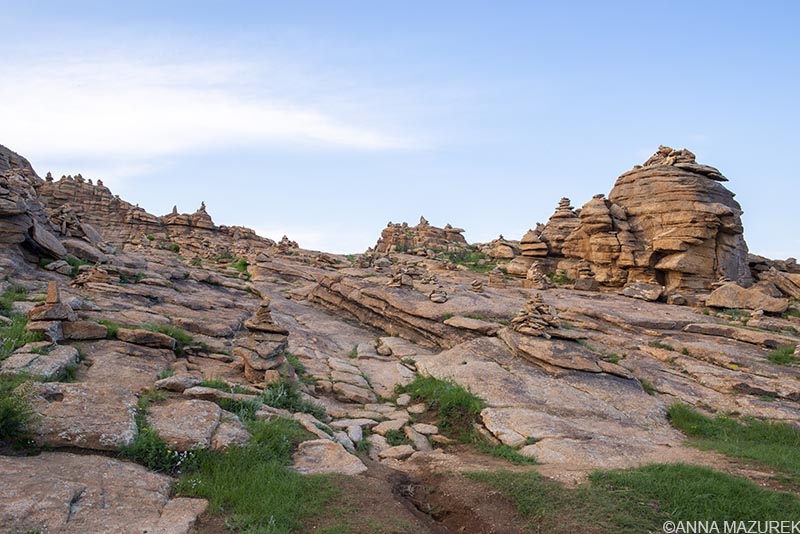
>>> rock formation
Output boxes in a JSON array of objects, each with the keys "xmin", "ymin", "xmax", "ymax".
[
  {"xmin": 37, "ymin": 174, "xmax": 276, "ymax": 258},
  {"xmin": 374, "ymin": 216, "xmax": 467, "ymax": 254}
]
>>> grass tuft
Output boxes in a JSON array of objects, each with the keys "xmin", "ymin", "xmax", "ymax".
[
  {"xmin": 1, "ymin": 314, "xmax": 44, "ymax": 360},
  {"xmin": 399, "ymin": 375, "xmax": 486, "ymax": 442},
  {"xmin": 768, "ymin": 345, "xmax": 796, "ymax": 365},
  {"xmin": 0, "ymin": 374, "xmax": 35, "ymax": 448}
]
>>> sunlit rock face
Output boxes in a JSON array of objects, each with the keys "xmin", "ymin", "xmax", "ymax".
[{"xmin": 560, "ymin": 146, "xmax": 751, "ymax": 295}]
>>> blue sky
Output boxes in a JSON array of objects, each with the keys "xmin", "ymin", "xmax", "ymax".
[{"xmin": 1, "ymin": 1, "xmax": 797, "ymax": 256}]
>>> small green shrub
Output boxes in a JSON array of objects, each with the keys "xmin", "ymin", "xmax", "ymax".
[
  {"xmin": 768, "ymin": 345, "xmax": 796, "ymax": 365},
  {"xmin": 169, "ymin": 243, "xmax": 180, "ymax": 253},
  {"xmin": 348, "ymin": 345, "xmax": 358, "ymax": 359},
  {"xmin": 142, "ymin": 324, "xmax": 193, "ymax": 354},
  {"xmin": 601, "ymin": 353, "xmax": 622, "ymax": 365},
  {"xmin": 98, "ymin": 319, "xmax": 120, "ymax": 339},
  {"xmin": 232, "ymin": 258, "xmax": 249, "ymax": 273},
  {"xmin": 65, "ymin": 256, "xmax": 91, "ymax": 277}
]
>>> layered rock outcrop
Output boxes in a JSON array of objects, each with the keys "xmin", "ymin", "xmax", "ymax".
[
  {"xmin": 373, "ymin": 216, "xmax": 467, "ymax": 254},
  {"xmin": 515, "ymin": 147, "xmax": 752, "ymax": 297},
  {"xmin": 38, "ymin": 175, "xmax": 276, "ymax": 258}
]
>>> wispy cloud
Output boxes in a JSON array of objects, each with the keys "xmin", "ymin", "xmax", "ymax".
[{"xmin": 0, "ymin": 58, "xmax": 414, "ymax": 161}]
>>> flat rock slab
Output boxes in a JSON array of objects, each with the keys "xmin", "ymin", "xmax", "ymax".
[
  {"xmin": 292, "ymin": 439, "xmax": 367, "ymax": 475},
  {"xmin": 147, "ymin": 399, "xmax": 222, "ymax": 451},
  {"xmin": 0, "ymin": 343, "xmax": 78, "ymax": 379},
  {"xmin": 79, "ymin": 340, "xmax": 175, "ymax": 392},
  {"xmin": 0, "ymin": 452, "xmax": 207, "ymax": 534},
  {"xmin": 28, "ymin": 382, "xmax": 138, "ymax": 450},
  {"xmin": 118, "ymin": 328, "xmax": 177, "ymax": 350}
]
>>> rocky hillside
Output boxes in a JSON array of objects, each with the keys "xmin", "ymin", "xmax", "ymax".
[{"xmin": 1, "ymin": 143, "xmax": 800, "ymax": 533}]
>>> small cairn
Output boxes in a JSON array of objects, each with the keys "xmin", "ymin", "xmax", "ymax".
[
  {"xmin": 573, "ymin": 261, "xmax": 599, "ymax": 291},
  {"xmin": 237, "ymin": 297, "xmax": 291, "ymax": 383},
  {"xmin": 470, "ymin": 279, "xmax": 484, "ymax": 293},
  {"xmin": 387, "ymin": 270, "xmax": 414, "ymax": 288},
  {"xmin": 511, "ymin": 294, "xmax": 561, "ymax": 338},
  {"xmin": 429, "ymin": 286, "xmax": 448, "ymax": 304},
  {"xmin": 524, "ymin": 263, "xmax": 551, "ymax": 290},
  {"xmin": 487, "ymin": 268, "xmax": 506, "ymax": 288}
]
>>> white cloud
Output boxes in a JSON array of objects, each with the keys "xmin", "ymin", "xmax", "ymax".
[{"xmin": 0, "ymin": 58, "xmax": 413, "ymax": 160}]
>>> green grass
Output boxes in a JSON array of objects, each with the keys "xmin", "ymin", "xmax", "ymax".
[
  {"xmin": 668, "ymin": 403, "xmax": 800, "ymax": 476},
  {"xmin": 347, "ymin": 345, "xmax": 358, "ymax": 359},
  {"xmin": 0, "ymin": 284, "xmax": 28, "ymax": 313},
  {"xmin": 720, "ymin": 308, "xmax": 751, "ymax": 322},
  {"xmin": 1, "ymin": 314, "xmax": 44, "ymax": 360},
  {"xmin": 119, "ymin": 390, "xmax": 191, "ymax": 473},
  {"xmin": 142, "ymin": 323, "xmax": 193, "ymax": 345},
  {"xmin": 176, "ymin": 418, "xmax": 336, "ymax": 534},
  {"xmin": 156, "ymin": 369, "xmax": 175, "ymax": 380},
  {"xmin": 439, "ymin": 248, "xmax": 496, "ymax": 273},
  {"xmin": 474, "ymin": 442, "xmax": 537, "ymax": 465},
  {"xmin": 639, "ymin": 378, "xmax": 656, "ymax": 395},
  {"xmin": 98, "ymin": 319, "xmax": 120, "ymax": 339},
  {"xmin": 262, "ymin": 381, "xmax": 326, "ymax": 420},
  {"xmin": 0, "ymin": 374, "xmax": 35, "ymax": 448},
  {"xmin": 546, "ymin": 270, "xmax": 571, "ymax": 285},
  {"xmin": 384, "ymin": 428, "xmax": 411, "ymax": 447},
  {"xmin": 233, "ymin": 257, "xmax": 249, "ymax": 273},
  {"xmin": 399, "ymin": 375, "xmax": 486, "ymax": 442},
  {"xmin": 65, "ymin": 256, "xmax": 91, "ymax": 276},
  {"xmin": 648, "ymin": 341, "xmax": 676, "ymax": 351},
  {"xmin": 216, "ymin": 398, "xmax": 261, "ymax": 423},
  {"xmin": 767, "ymin": 345, "xmax": 796, "ymax": 365},
  {"xmin": 600, "ymin": 353, "xmax": 622, "ymax": 365},
  {"xmin": 469, "ymin": 463, "xmax": 800, "ymax": 533}
]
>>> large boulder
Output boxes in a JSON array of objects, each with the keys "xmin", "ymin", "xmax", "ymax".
[
  {"xmin": 559, "ymin": 147, "xmax": 751, "ymax": 295},
  {"xmin": 706, "ymin": 282, "xmax": 789, "ymax": 313}
]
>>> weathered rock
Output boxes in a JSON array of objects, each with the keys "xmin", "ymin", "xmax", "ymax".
[
  {"xmin": 27, "ymin": 382, "xmax": 138, "ymax": 450},
  {"xmin": 292, "ymin": 439, "xmax": 367, "ymax": 475},
  {"xmin": 444, "ymin": 316, "xmax": 500, "ymax": 335},
  {"xmin": 706, "ymin": 282, "xmax": 789, "ymax": 313},
  {"xmin": 378, "ymin": 444, "xmax": 414, "ymax": 460},
  {"xmin": 559, "ymin": 147, "xmax": 751, "ymax": 295},
  {"xmin": 117, "ymin": 328, "xmax": 178, "ymax": 350},
  {"xmin": 0, "ymin": 343, "xmax": 78, "ymax": 379},
  {"xmin": 147, "ymin": 399, "xmax": 221, "ymax": 451},
  {"xmin": 62, "ymin": 320, "xmax": 108, "ymax": 340},
  {"xmin": 622, "ymin": 281, "xmax": 664, "ymax": 302},
  {"xmin": 155, "ymin": 373, "xmax": 202, "ymax": 392},
  {"xmin": 0, "ymin": 452, "xmax": 207, "ymax": 534},
  {"xmin": 404, "ymin": 425, "xmax": 432, "ymax": 451},
  {"xmin": 373, "ymin": 418, "xmax": 406, "ymax": 435}
]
